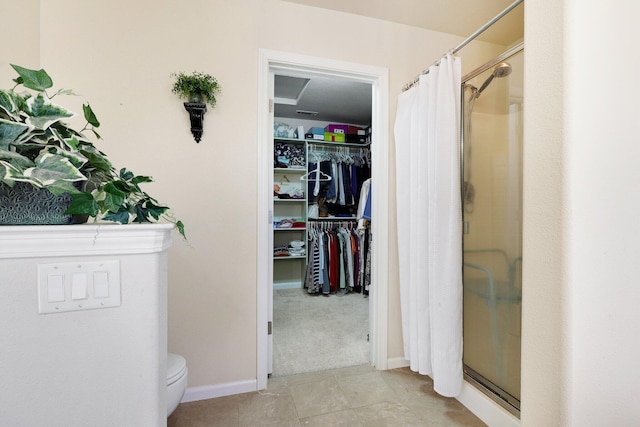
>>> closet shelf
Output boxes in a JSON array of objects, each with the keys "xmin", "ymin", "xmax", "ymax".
[
  {"xmin": 309, "ymin": 217, "xmax": 357, "ymax": 221},
  {"xmin": 273, "ymin": 198, "xmax": 306, "ymax": 202},
  {"xmin": 307, "ymin": 140, "xmax": 371, "ymax": 148},
  {"xmin": 276, "ymin": 136, "xmax": 370, "ymax": 148},
  {"xmin": 273, "ymin": 255, "xmax": 306, "ymax": 260},
  {"xmin": 274, "ymin": 137, "xmax": 306, "ymax": 144},
  {"xmin": 274, "ymin": 167, "xmax": 306, "ymax": 173},
  {"xmin": 273, "ymin": 227, "xmax": 306, "ymax": 231}
]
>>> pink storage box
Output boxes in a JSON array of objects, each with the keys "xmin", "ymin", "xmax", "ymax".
[{"xmin": 325, "ymin": 124, "xmax": 348, "ymax": 135}]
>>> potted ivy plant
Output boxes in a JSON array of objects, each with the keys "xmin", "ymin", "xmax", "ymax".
[
  {"xmin": 171, "ymin": 71, "xmax": 220, "ymax": 107},
  {"xmin": 0, "ymin": 64, "xmax": 185, "ymax": 237}
]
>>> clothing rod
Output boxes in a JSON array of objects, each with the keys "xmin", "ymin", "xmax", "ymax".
[
  {"xmin": 309, "ymin": 144, "xmax": 369, "ymax": 152},
  {"xmin": 402, "ymin": 0, "xmax": 523, "ymax": 91}
]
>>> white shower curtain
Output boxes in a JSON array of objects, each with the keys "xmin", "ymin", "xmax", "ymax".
[{"xmin": 394, "ymin": 54, "xmax": 463, "ymax": 397}]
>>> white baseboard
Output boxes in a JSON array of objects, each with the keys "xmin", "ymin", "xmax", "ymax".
[
  {"xmin": 273, "ymin": 281, "xmax": 302, "ymax": 290},
  {"xmin": 456, "ymin": 381, "xmax": 520, "ymax": 427},
  {"xmin": 181, "ymin": 379, "xmax": 257, "ymax": 403},
  {"xmin": 386, "ymin": 357, "xmax": 409, "ymax": 370}
]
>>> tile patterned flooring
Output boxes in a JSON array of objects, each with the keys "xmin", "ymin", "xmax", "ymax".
[{"xmin": 168, "ymin": 364, "xmax": 487, "ymax": 426}]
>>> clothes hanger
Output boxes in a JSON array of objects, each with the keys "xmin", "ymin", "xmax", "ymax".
[{"xmin": 300, "ymin": 153, "xmax": 332, "ymax": 182}]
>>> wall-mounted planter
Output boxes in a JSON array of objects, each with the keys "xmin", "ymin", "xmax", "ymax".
[
  {"xmin": 171, "ymin": 71, "xmax": 220, "ymax": 143},
  {"xmin": 183, "ymin": 102, "xmax": 207, "ymax": 143}
]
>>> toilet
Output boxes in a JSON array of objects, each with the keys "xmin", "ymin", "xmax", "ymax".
[{"xmin": 167, "ymin": 353, "xmax": 188, "ymax": 417}]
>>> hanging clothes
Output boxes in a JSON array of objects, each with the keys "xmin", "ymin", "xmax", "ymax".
[
  {"xmin": 305, "ymin": 230, "xmax": 322, "ymax": 294},
  {"xmin": 304, "ymin": 146, "xmax": 372, "ymax": 296},
  {"xmin": 305, "ymin": 221, "xmax": 371, "ymax": 296},
  {"xmin": 307, "ymin": 145, "xmax": 371, "ymax": 218}
]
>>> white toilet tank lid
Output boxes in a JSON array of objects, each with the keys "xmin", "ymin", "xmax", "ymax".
[{"xmin": 167, "ymin": 353, "xmax": 187, "ymax": 385}]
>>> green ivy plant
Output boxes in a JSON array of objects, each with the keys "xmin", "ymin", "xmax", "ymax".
[
  {"xmin": 0, "ymin": 64, "xmax": 185, "ymax": 238},
  {"xmin": 171, "ymin": 71, "xmax": 220, "ymax": 107}
]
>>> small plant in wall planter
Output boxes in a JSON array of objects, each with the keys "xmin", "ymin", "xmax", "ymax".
[
  {"xmin": 171, "ymin": 71, "xmax": 220, "ymax": 107},
  {"xmin": 0, "ymin": 64, "xmax": 185, "ymax": 238},
  {"xmin": 171, "ymin": 71, "xmax": 220, "ymax": 143}
]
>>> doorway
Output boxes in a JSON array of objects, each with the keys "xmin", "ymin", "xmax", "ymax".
[
  {"xmin": 272, "ymin": 71, "xmax": 372, "ymax": 377},
  {"xmin": 257, "ymin": 50, "xmax": 390, "ymax": 389}
]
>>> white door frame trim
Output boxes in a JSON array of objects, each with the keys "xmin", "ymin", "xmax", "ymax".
[{"xmin": 257, "ymin": 49, "xmax": 389, "ymax": 389}]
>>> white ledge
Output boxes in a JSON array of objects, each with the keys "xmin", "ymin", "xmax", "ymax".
[{"xmin": 0, "ymin": 223, "xmax": 175, "ymax": 259}]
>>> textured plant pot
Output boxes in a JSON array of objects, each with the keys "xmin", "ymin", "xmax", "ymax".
[
  {"xmin": 188, "ymin": 93, "xmax": 203, "ymax": 103},
  {"xmin": 0, "ymin": 182, "xmax": 87, "ymax": 225}
]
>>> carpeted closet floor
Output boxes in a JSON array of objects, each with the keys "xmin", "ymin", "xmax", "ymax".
[{"xmin": 271, "ymin": 288, "xmax": 370, "ymax": 377}]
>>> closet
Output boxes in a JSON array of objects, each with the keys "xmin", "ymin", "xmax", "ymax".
[
  {"xmin": 271, "ymin": 69, "xmax": 373, "ymax": 294},
  {"xmin": 270, "ymin": 72, "xmax": 373, "ymax": 377},
  {"xmin": 272, "ymin": 137, "xmax": 372, "ymax": 293}
]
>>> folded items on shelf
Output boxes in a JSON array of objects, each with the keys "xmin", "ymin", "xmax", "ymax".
[
  {"xmin": 273, "ymin": 243, "xmax": 305, "ymax": 257},
  {"xmin": 288, "ymin": 248, "xmax": 306, "ymax": 256},
  {"xmin": 289, "ymin": 240, "xmax": 304, "ymax": 248},
  {"xmin": 288, "ymin": 240, "xmax": 305, "ymax": 257},
  {"xmin": 274, "ymin": 218, "xmax": 306, "ymax": 228},
  {"xmin": 273, "ymin": 245, "xmax": 289, "ymax": 257}
]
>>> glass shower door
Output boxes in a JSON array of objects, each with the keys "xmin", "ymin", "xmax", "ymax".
[{"xmin": 462, "ymin": 48, "xmax": 523, "ymax": 413}]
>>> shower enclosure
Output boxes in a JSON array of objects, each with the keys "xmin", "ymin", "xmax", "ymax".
[{"xmin": 461, "ymin": 45, "xmax": 523, "ymax": 414}]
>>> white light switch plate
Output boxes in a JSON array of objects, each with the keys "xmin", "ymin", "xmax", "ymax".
[{"xmin": 37, "ymin": 261, "xmax": 121, "ymax": 314}]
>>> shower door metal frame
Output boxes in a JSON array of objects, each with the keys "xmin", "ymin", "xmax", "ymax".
[
  {"xmin": 460, "ymin": 42, "xmax": 524, "ymax": 418},
  {"xmin": 461, "ymin": 41, "xmax": 524, "ymax": 96}
]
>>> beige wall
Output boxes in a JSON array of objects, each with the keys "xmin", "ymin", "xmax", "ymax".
[
  {"xmin": 523, "ymin": 0, "xmax": 640, "ymax": 425},
  {"xmin": 13, "ymin": 0, "xmax": 494, "ymax": 388},
  {"xmin": 3, "ymin": 0, "xmax": 532, "ymax": 417},
  {"xmin": 521, "ymin": 0, "xmax": 565, "ymax": 423},
  {"xmin": 7, "ymin": 0, "xmax": 640, "ymax": 424},
  {"xmin": 0, "ymin": 0, "xmax": 39, "ymax": 81},
  {"xmin": 561, "ymin": 0, "xmax": 640, "ymax": 424}
]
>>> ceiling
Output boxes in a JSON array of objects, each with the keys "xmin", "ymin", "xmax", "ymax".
[
  {"xmin": 282, "ymin": 0, "xmax": 522, "ymax": 45},
  {"xmin": 275, "ymin": 75, "xmax": 372, "ymax": 124},
  {"xmin": 275, "ymin": 0, "xmax": 523, "ymax": 126}
]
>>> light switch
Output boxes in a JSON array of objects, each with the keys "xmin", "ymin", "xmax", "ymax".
[
  {"xmin": 93, "ymin": 271, "xmax": 109, "ymax": 298},
  {"xmin": 71, "ymin": 273, "xmax": 88, "ymax": 300},
  {"xmin": 47, "ymin": 275, "xmax": 65, "ymax": 302},
  {"xmin": 38, "ymin": 261, "xmax": 120, "ymax": 314}
]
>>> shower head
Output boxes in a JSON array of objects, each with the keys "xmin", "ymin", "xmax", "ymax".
[
  {"xmin": 493, "ymin": 62, "xmax": 513, "ymax": 78},
  {"xmin": 477, "ymin": 62, "xmax": 512, "ymax": 95}
]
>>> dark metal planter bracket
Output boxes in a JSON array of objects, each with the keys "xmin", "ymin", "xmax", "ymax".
[{"xmin": 183, "ymin": 102, "xmax": 207, "ymax": 143}]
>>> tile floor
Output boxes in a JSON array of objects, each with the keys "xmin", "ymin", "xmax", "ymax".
[{"xmin": 168, "ymin": 364, "xmax": 487, "ymax": 426}]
